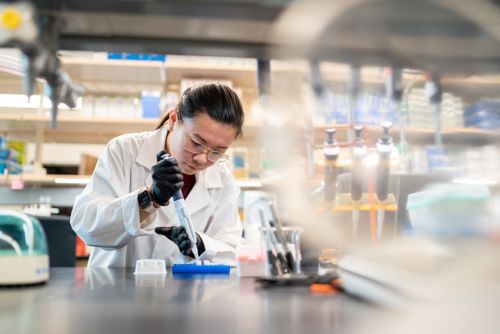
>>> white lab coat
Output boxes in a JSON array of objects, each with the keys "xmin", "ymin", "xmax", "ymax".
[{"xmin": 70, "ymin": 127, "xmax": 242, "ymax": 267}]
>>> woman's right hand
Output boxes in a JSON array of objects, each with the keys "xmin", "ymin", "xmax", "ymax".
[{"xmin": 149, "ymin": 151, "xmax": 184, "ymax": 206}]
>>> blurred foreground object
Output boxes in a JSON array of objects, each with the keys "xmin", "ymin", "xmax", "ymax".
[
  {"xmin": 407, "ymin": 183, "xmax": 492, "ymax": 236},
  {"xmin": 0, "ymin": 210, "xmax": 49, "ymax": 285},
  {"xmin": 0, "ymin": 1, "xmax": 84, "ymax": 128}
]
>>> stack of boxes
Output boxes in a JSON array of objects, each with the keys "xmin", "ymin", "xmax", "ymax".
[
  {"xmin": 319, "ymin": 91, "xmax": 398, "ymax": 125},
  {"xmin": 405, "ymin": 88, "xmax": 464, "ymax": 129}
]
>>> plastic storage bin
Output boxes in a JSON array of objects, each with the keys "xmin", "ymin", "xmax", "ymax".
[{"xmin": 406, "ymin": 183, "xmax": 491, "ymax": 236}]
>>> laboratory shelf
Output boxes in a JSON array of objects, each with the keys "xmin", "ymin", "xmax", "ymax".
[
  {"xmin": 312, "ymin": 124, "xmax": 500, "ymax": 146},
  {"xmin": 0, "ymin": 113, "xmax": 158, "ymax": 144},
  {"xmin": 4, "ymin": 173, "xmax": 93, "ymax": 187},
  {"xmin": 60, "ymin": 56, "xmax": 500, "ymax": 96},
  {"xmin": 1, "ymin": 111, "xmax": 498, "ymax": 145},
  {"xmin": 3, "ymin": 173, "xmax": 264, "ymax": 190},
  {"xmin": 61, "ymin": 56, "xmax": 258, "ymax": 94},
  {"xmin": 365, "ymin": 126, "xmax": 500, "ymax": 145},
  {"xmin": 0, "ymin": 112, "xmax": 261, "ymax": 144}
]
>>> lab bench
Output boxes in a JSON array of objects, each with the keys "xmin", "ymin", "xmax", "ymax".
[{"xmin": 0, "ymin": 267, "xmax": 386, "ymax": 334}]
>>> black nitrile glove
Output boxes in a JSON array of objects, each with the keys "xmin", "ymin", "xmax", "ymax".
[
  {"xmin": 155, "ymin": 226, "xmax": 206, "ymax": 258},
  {"xmin": 150, "ymin": 151, "xmax": 183, "ymax": 206}
]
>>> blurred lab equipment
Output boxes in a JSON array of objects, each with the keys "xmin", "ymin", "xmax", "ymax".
[
  {"xmin": 23, "ymin": 196, "xmax": 58, "ymax": 217},
  {"xmin": 269, "ymin": 202, "xmax": 297, "ymax": 273},
  {"xmin": 425, "ymin": 73, "xmax": 443, "ymax": 147},
  {"xmin": 280, "ymin": 226, "xmax": 303, "ymax": 274},
  {"xmin": 386, "ymin": 68, "xmax": 407, "ymax": 170},
  {"xmin": 259, "ymin": 207, "xmax": 289, "ymax": 274},
  {"xmin": 257, "ymin": 59, "xmax": 271, "ymax": 97},
  {"xmin": 256, "ymin": 272, "xmax": 340, "ymax": 292},
  {"xmin": 241, "ymin": 190, "xmax": 276, "ymax": 243},
  {"xmin": 0, "ymin": 134, "xmax": 23, "ymax": 175},
  {"xmin": 0, "ymin": 2, "xmax": 84, "ymax": 128},
  {"xmin": 248, "ymin": 196, "xmax": 303, "ymax": 276},
  {"xmin": 347, "ymin": 66, "xmax": 361, "ymax": 142},
  {"xmin": 236, "ymin": 244, "xmax": 267, "ymax": 277},
  {"xmin": 0, "ymin": 210, "xmax": 49, "ymax": 285},
  {"xmin": 339, "ymin": 232, "xmax": 500, "ymax": 312},
  {"xmin": 261, "ymin": 225, "xmax": 303, "ymax": 275},
  {"xmin": 0, "ymin": 2, "xmax": 36, "ymax": 44},
  {"xmin": 406, "ymin": 183, "xmax": 491, "ymax": 237},
  {"xmin": 260, "ymin": 221, "xmax": 282, "ymax": 276},
  {"xmin": 306, "ymin": 61, "xmax": 324, "ymax": 177},
  {"xmin": 338, "ymin": 236, "xmax": 453, "ymax": 307},
  {"xmin": 375, "ymin": 122, "xmax": 394, "ymax": 241},
  {"xmin": 323, "ymin": 128, "xmax": 340, "ymax": 201},
  {"xmin": 351, "ymin": 126, "xmax": 366, "ymax": 237},
  {"xmin": 338, "ymin": 172, "xmax": 451, "ymax": 231},
  {"xmin": 230, "ymin": 147, "xmax": 249, "ymax": 179},
  {"xmin": 318, "ymin": 248, "xmax": 339, "ymax": 275}
]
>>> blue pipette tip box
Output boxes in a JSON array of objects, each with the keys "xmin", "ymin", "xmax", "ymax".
[{"xmin": 172, "ymin": 264, "xmax": 231, "ymax": 274}]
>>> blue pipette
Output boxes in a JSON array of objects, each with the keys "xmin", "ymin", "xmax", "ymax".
[{"xmin": 159, "ymin": 153, "xmax": 200, "ymax": 263}]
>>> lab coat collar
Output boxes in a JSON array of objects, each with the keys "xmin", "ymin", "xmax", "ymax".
[
  {"xmin": 135, "ymin": 127, "xmax": 168, "ymax": 170},
  {"xmin": 185, "ymin": 165, "xmax": 223, "ymax": 215},
  {"xmin": 201, "ymin": 164, "xmax": 223, "ymax": 189}
]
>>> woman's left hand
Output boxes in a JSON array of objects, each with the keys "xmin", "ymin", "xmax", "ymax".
[{"xmin": 155, "ymin": 226, "xmax": 205, "ymax": 258}]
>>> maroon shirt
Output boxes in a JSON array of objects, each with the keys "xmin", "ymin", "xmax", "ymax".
[{"xmin": 181, "ymin": 173, "xmax": 196, "ymax": 198}]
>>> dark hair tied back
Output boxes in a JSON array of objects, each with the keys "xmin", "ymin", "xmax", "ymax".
[{"xmin": 156, "ymin": 83, "xmax": 244, "ymax": 138}]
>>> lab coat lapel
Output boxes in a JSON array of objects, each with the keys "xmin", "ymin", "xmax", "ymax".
[
  {"xmin": 160, "ymin": 199, "xmax": 178, "ymax": 224},
  {"xmin": 135, "ymin": 127, "xmax": 168, "ymax": 170},
  {"xmin": 186, "ymin": 165, "xmax": 223, "ymax": 216}
]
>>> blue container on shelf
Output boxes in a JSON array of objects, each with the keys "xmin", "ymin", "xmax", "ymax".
[
  {"xmin": 426, "ymin": 146, "xmax": 448, "ymax": 171},
  {"xmin": 0, "ymin": 149, "xmax": 9, "ymax": 174},
  {"xmin": 108, "ymin": 52, "xmax": 166, "ymax": 62},
  {"xmin": 463, "ymin": 100, "xmax": 500, "ymax": 129},
  {"xmin": 141, "ymin": 92, "xmax": 161, "ymax": 119}
]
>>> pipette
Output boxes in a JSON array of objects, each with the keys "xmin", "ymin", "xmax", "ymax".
[
  {"xmin": 258, "ymin": 208, "xmax": 283, "ymax": 276},
  {"xmin": 324, "ymin": 128, "xmax": 340, "ymax": 202},
  {"xmin": 159, "ymin": 153, "xmax": 200, "ymax": 264},
  {"xmin": 375, "ymin": 122, "xmax": 393, "ymax": 242},
  {"xmin": 386, "ymin": 68, "xmax": 406, "ymax": 171},
  {"xmin": 261, "ymin": 208, "xmax": 290, "ymax": 274},
  {"xmin": 351, "ymin": 126, "xmax": 365, "ymax": 238},
  {"xmin": 347, "ymin": 66, "xmax": 361, "ymax": 143},
  {"xmin": 425, "ymin": 73, "xmax": 443, "ymax": 147},
  {"xmin": 268, "ymin": 202, "xmax": 296, "ymax": 273}
]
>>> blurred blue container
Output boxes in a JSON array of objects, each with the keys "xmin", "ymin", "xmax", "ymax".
[
  {"xmin": 464, "ymin": 100, "xmax": 500, "ymax": 129},
  {"xmin": 141, "ymin": 92, "xmax": 161, "ymax": 119},
  {"xmin": 426, "ymin": 146, "xmax": 448, "ymax": 171},
  {"xmin": 108, "ymin": 52, "xmax": 166, "ymax": 62},
  {"xmin": 0, "ymin": 149, "xmax": 9, "ymax": 174}
]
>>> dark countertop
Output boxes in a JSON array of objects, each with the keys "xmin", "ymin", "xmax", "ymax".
[{"xmin": 0, "ymin": 267, "xmax": 386, "ymax": 334}]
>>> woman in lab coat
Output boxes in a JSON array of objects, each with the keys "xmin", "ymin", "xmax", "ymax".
[{"xmin": 70, "ymin": 83, "xmax": 244, "ymax": 267}]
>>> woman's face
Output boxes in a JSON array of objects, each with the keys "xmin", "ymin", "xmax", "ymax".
[{"xmin": 167, "ymin": 111, "xmax": 237, "ymax": 175}]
